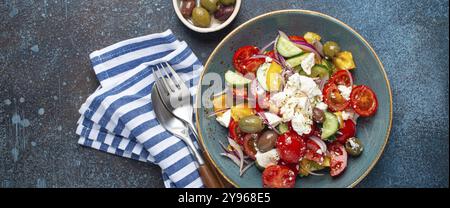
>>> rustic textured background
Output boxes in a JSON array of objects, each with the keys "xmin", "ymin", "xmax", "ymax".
[{"xmin": 0, "ymin": 0, "xmax": 448, "ymax": 188}]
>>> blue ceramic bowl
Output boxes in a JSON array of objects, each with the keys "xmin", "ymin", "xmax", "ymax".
[{"xmin": 196, "ymin": 10, "xmax": 392, "ymax": 188}]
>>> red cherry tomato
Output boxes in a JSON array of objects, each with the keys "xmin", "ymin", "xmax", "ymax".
[
  {"xmin": 243, "ymin": 134, "xmax": 258, "ymax": 160},
  {"xmin": 276, "ymin": 131, "xmax": 306, "ymax": 164},
  {"xmin": 241, "ymin": 58, "xmax": 265, "ymax": 74},
  {"xmin": 350, "ymin": 85, "xmax": 378, "ymax": 117},
  {"xmin": 232, "ymin": 46, "xmax": 260, "ymax": 73},
  {"xmin": 289, "ymin": 35, "xmax": 307, "ymax": 42},
  {"xmin": 323, "ymin": 83, "xmax": 350, "ymax": 112},
  {"xmin": 262, "ymin": 165, "xmax": 296, "ymax": 188},
  {"xmin": 328, "ymin": 142, "xmax": 348, "ymax": 177},
  {"xmin": 336, "ymin": 120, "xmax": 356, "ymax": 144},
  {"xmin": 304, "ymin": 139, "xmax": 325, "ymax": 164},
  {"xmin": 329, "ymin": 70, "xmax": 353, "ymax": 87},
  {"xmin": 229, "ymin": 119, "xmax": 244, "ymax": 145},
  {"xmin": 278, "ymin": 160, "xmax": 300, "ymax": 175}
]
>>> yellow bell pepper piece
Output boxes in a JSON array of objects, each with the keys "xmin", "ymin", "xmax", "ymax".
[
  {"xmin": 231, "ymin": 103, "xmax": 254, "ymax": 121},
  {"xmin": 266, "ymin": 62, "xmax": 283, "ymax": 92},
  {"xmin": 304, "ymin": 32, "xmax": 322, "ymax": 44},
  {"xmin": 334, "ymin": 112, "xmax": 345, "ymax": 129},
  {"xmin": 213, "ymin": 94, "xmax": 228, "ymax": 116},
  {"xmin": 333, "ymin": 51, "xmax": 356, "ymax": 70}
]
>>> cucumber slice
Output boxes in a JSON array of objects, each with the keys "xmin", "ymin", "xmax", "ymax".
[
  {"xmin": 225, "ymin": 70, "xmax": 251, "ymax": 87},
  {"xmin": 276, "ymin": 35, "xmax": 303, "ymax": 58},
  {"xmin": 256, "ymin": 63, "xmax": 270, "ymax": 91},
  {"xmin": 277, "ymin": 122, "xmax": 290, "ymax": 134},
  {"xmin": 286, "ymin": 53, "xmax": 308, "ymax": 68},
  {"xmin": 310, "ymin": 65, "xmax": 330, "ymax": 78},
  {"xmin": 321, "ymin": 59, "xmax": 336, "ymax": 74},
  {"xmin": 321, "ymin": 112, "xmax": 339, "ymax": 139}
]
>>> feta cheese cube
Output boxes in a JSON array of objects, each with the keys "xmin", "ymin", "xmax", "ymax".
[
  {"xmin": 264, "ymin": 112, "xmax": 282, "ymax": 127},
  {"xmin": 216, "ymin": 109, "xmax": 231, "ymax": 128},
  {"xmin": 300, "ymin": 53, "xmax": 315, "ymax": 75},
  {"xmin": 338, "ymin": 85, "xmax": 352, "ymax": 101}
]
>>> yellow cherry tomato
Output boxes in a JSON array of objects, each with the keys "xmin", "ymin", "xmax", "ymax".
[
  {"xmin": 213, "ymin": 94, "xmax": 228, "ymax": 116},
  {"xmin": 231, "ymin": 103, "xmax": 254, "ymax": 121},
  {"xmin": 266, "ymin": 62, "xmax": 283, "ymax": 92}
]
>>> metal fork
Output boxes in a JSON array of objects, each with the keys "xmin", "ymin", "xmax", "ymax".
[{"xmin": 152, "ymin": 62, "xmax": 199, "ymax": 139}]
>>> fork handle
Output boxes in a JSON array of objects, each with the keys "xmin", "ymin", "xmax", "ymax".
[
  {"xmin": 198, "ymin": 164, "xmax": 222, "ymax": 188},
  {"xmin": 187, "ymin": 121, "xmax": 199, "ymax": 139}
]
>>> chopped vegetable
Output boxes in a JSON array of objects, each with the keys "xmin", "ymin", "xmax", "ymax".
[
  {"xmin": 304, "ymin": 32, "xmax": 322, "ymax": 44},
  {"xmin": 333, "ymin": 51, "xmax": 356, "ymax": 70},
  {"xmin": 230, "ymin": 103, "xmax": 254, "ymax": 121},
  {"xmin": 276, "ymin": 31, "xmax": 303, "ymax": 58}
]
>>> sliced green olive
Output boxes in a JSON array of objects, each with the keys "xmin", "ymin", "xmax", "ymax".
[
  {"xmin": 323, "ymin": 41, "xmax": 341, "ymax": 58},
  {"xmin": 345, "ymin": 137, "xmax": 364, "ymax": 156},
  {"xmin": 238, "ymin": 115, "xmax": 265, "ymax": 133}
]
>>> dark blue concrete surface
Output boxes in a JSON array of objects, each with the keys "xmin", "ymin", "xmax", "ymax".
[{"xmin": 0, "ymin": 0, "xmax": 448, "ymax": 187}]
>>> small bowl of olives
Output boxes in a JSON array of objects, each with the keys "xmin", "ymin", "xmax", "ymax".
[{"xmin": 173, "ymin": 0, "xmax": 241, "ymax": 33}]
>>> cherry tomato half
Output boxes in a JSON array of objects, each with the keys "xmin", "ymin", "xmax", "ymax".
[
  {"xmin": 243, "ymin": 134, "xmax": 258, "ymax": 160},
  {"xmin": 278, "ymin": 160, "xmax": 300, "ymax": 175},
  {"xmin": 336, "ymin": 120, "xmax": 356, "ymax": 144},
  {"xmin": 328, "ymin": 142, "xmax": 348, "ymax": 177},
  {"xmin": 323, "ymin": 83, "xmax": 350, "ymax": 112},
  {"xmin": 304, "ymin": 139, "xmax": 325, "ymax": 164},
  {"xmin": 329, "ymin": 70, "xmax": 353, "ymax": 87},
  {"xmin": 262, "ymin": 165, "xmax": 296, "ymax": 188},
  {"xmin": 233, "ymin": 46, "xmax": 260, "ymax": 73},
  {"xmin": 276, "ymin": 131, "xmax": 306, "ymax": 164},
  {"xmin": 350, "ymin": 85, "xmax": 378, "ymax": 117},
  {"xmin": 241, "ymin": 58, "xmax": 265, "ymax": 74},
  {"xmin": 229, "ymin": 119, "xmax": 244, "ymax": 145}
]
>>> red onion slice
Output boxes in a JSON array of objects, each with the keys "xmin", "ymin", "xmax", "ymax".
[
  {"xmin": 220, "ymin": 153, "xmax": 241, "ymax": 167},
  {"xmin": 318, "ymin": 75, "xmax": 330, "ymax": 91},
  {"xmin": 345, "ymin": 69, "xmax": 354, "ymax": 87},
  {"xmin": 259, "ymin": 40, "xmax": 276, "ymax": 54},
  {"xmin": 239, "ymin": 161, "xmax": 255, "ymax": 177},
  {"xmin": 312, "ymin": 40, "xmax": 325, "ymax": 57},
  {"xmin": 257, "ymin": 112, "xmax": 281, "ymax": 135},
  {"xmin": 207, "ymin": 108, "xmax": 230, "ymax": 118},
  {"xmin": 228, "ymin": 137, "xmax": 244, "ymax": 172},
  {"xmin": 250, "ymin": 54, "xmax": 281, "ymax": 65},
  {"xmin": 309, "ymin": 136, "xmax": 327, "ymax": 153},
  {"xmin": 305, "ymin": 167, "xmax": 325, "ymax": 176}
]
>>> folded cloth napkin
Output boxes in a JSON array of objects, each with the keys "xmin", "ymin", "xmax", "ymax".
[{"xmin": 75, "ymin": 30, "xmax": 204, "ymax": 188}]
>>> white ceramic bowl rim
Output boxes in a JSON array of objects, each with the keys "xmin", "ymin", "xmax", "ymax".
[{"xmin": 172, "ymin": 0, "xmax": 242, "ymax": 33}]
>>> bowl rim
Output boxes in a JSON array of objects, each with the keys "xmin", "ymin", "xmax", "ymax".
[
  {"xmin": 172, "ymin": 0, "xmax": 242, "ymax": 33},
  {"xmin": 195, "ymin": 9, "xmax": 393, "ymax": 188}
]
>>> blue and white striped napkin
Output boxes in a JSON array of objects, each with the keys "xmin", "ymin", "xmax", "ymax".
[{"xmin": 75, "ymin": 30, "xmax": 204, "ymax": 188}]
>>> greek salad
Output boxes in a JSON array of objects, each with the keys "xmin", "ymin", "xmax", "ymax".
[{"xmin": 211, "ymin": 31, "xmax": 378, "ymax": 188}]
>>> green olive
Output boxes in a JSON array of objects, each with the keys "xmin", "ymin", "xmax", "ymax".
[
  {"xmin": 345, "ymin": 137, "xmax": 364, "ymax": 156},
  {"xmin": 238, "ymin": 115, "xmax": 265, "ymax": 133},
  {"xmin": 201, "ymin": 0, "xmax": 219, "ymax": 13},
  {"xmin": 323, "ymin": 41, "xmax": 341, "ymax": 58},
  {"xmin": 219, "ymin": 0, "xmax": 236, "ymax": 6},
  {"xmin": 192, "ymin": 7, "xmax": 211, "ymax": 28}
]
